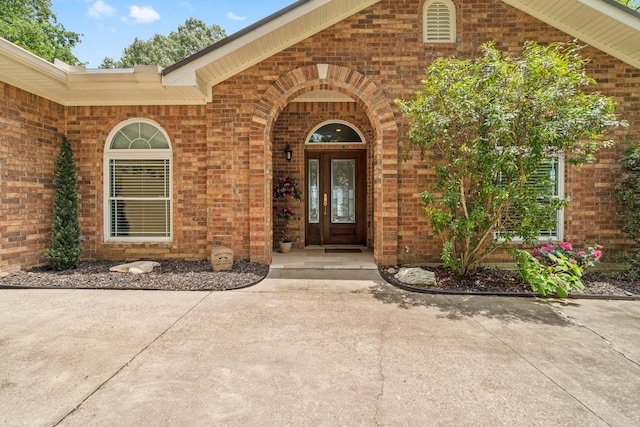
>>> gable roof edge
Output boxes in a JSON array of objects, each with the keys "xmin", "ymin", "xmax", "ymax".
[
  {"xmin": 161, "ymin": 0, "xmax": 383, "ymax": 92},
  {"xmin": 502, "ymin": 0, "xmax": 640, "ymax": 70},
  {"xmin": 162, "ymin": 0, "xmax": 319, "ymax": 76}
]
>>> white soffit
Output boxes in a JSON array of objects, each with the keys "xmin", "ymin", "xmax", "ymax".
[
  {"xmin": 0, "ymin": 38, "xmax": 208, "ymax": 106},
  {"xmin": 501, "ymin": 0, "xmax": 640, "ymax": 69}
]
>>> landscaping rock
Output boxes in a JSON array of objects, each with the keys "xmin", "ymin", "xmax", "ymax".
[
  {"xmin": 211, "ymin": 246, "xmax": 234, "ymax": 271},
  {"xmin": 394, "ymin": 267, "xmax": 436, "ymax": 286},
  {"xmin": 109, "ymin": 261, "xmax": 160, "ymax": 274}
]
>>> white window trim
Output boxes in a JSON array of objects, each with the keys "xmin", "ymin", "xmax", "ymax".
[
  {"xmin": 552, "ymin": 154, "xmax": 565, "ymax": 242},
  {"xmin": 305, "ymin": 120, "xmax": 365, "ymax": 145},
  {"xmin": 103, "ymin": 118, "xmax": 173, "ymax": 243},
  {"xmin": 423, "ymin": 0, "xmax": 457, "ymax": 43}
]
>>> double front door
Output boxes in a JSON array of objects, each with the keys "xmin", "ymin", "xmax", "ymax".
[{"xmin": 305, "ymin": 150, "xmax": 366, "ymax": 246}]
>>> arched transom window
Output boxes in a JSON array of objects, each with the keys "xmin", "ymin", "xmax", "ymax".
[
  {"xmin": 306, "ymin": 121, "xmax": 364, "ymax": 144},
  {"xmin": 423, "ymin": 0, "xmax": 456, "ymax": 43},
  {"xmin": 104, "ymin": 119, "xmax": 172, "ymax": 241}
]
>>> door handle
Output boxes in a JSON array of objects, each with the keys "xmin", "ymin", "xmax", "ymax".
[{"xmin": 323, "ymin": 193, "xmax": 328, "ymax": 215}]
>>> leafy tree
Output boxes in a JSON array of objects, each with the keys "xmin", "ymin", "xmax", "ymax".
[
  {"xmin": 100, "ymin": 18, "xmax": 226, "ymax": 68},
  {"xmin": 44, "ymin": 137, "xmax": 81, "ymax": 271},
  {"xmin": 612, "ymin": 0, "xmax": 640, "ymax": 12},
  {"xmin": 397, "ymin": 41, "xmax": 625, "ymax": 275},
  {"xmin": 0, "ymin": 0, "xmax": 82, "ymax": 65}
]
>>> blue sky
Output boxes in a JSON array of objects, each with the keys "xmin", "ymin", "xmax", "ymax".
[{"xmin": 51, "ymin": 0, "xmax": 295, "ymax": 67}]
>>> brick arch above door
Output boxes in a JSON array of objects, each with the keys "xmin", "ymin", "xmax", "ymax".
[{"xmin": 250, "ymin": 64, "xmax": 399, "ymax": 266}]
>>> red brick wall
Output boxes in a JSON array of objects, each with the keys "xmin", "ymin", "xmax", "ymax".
[
  {"xmin": 230, "ymin": 0, "xmax": 638, "ymax": 264},
  {"xmin": 65, "ymin": 105, "xmax": 217, "ymax": 262},
  {"xmin": 0, "ymin": 83, "xmax": 63, "ymax": 275},
  {"xmin": 1, "ymin": 0, "xmax": 638, "ymax": 274}
]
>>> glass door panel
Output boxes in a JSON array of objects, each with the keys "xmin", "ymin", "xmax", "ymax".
[
  {"xmin": 331, "ymin": 159, "xmax": 355, "ymax": 223},
  {"xmin": 308, "ymin": 159, "xmax": 319, "ymax": 223}
]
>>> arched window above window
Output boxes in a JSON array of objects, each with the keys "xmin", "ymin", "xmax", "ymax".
[
  {"xmin": 104, "ymin": 119, "xmax": 172, "ymax": 242},
  {"xmin": 306, "ymin": 121, "xmax": 364, "ymax": 144},
  {"xmin": 109, "ymin": 121, "xmax": 170, "ymax": 149},
  {"xmin": 423, "ymin": 0, "xmax": 456, "ymax": 43}
]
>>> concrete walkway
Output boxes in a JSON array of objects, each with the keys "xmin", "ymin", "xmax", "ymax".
[
  {"xmin": 270, "ymin": 247, "xmax": 377, "ymax": 270},
  {"xmin": 1, "ymin": 271, "xmax": 639, "ymax": 426}
]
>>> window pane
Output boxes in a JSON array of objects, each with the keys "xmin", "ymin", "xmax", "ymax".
[
  {"xmin": 110, "ymin": 200, "xmax": 170, "ymax": 237},
  {"xmin": 533, "ymin": 158, "xmax": 558, "ymax": 197},
  {"xmin": 110, "ymin": 123, "xmax": 169, "ymax": 149},
  {"xmin": 331, "ymin": 159, "xmax": 356, "ymax": 223},
  {"xmin": 500, "ymin": 157, "xmax": 562, "ymax": 239},
  {"xmin": 108, "ymin": 159, "xmax": 170, "ymax": 238},
  {"xmin": 111, "ymin": 131, "xmax": 134, "ymax": 149},
  {"xmin": 309, "ymin": 123, "xmax": 362, "ymax": 143},
  {"xmin": 109, "ymin": 160, "xmax": 169, "ymax": 198},
  {"xmin": 308, "ymin": 159, "xmax": 319, "ymax": 223}
]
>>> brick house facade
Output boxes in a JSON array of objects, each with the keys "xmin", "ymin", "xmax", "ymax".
[{"xmin": 1, "ymin": 0, "xmax": 639, "ymax": 275}]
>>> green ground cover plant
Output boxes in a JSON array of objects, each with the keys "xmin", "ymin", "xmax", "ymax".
[{"xmin": 515, "ymin": 239, "xmax": 602, "ymax": 297}]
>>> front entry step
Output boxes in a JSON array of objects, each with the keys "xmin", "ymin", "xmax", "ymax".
[{"xmin": 324, "ymin": 248, "xmax": 362, "ymax": 254}]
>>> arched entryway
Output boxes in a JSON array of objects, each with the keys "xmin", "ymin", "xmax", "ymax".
[{"xmin": 249, "ymin": 64, "xmax": 399, "ymax": 266}]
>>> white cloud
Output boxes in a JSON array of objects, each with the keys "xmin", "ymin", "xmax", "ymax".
[
  {"xmin": 88, "ymin": 1, "xmax": 116, "ymax": 19},
  {"xmin": 129, "ymin": 5, "xmax": 160, "ymax": 24},
  {"xmin": 226, "ymin": 11, "xmax": 247, "ymax": 21}
]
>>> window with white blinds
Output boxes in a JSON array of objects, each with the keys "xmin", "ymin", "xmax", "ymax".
[
  {"xmin": 423, "ymin": 0, "xmax": 456, "ymax": 43},
  {"xmin": 501, "ymin": 157, "xmax": 564, "ymax": 240},
  {"xmin": 104, "ymin": 119, "xmax": 172, "ymax": 241},
  {"xmin": 109, "ymin": 159, "xmax": 171, "ymax": 238}
]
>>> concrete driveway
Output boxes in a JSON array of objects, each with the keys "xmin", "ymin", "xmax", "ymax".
[{"xmin": 1, "ymin": 270, "xmax": 639, "ymax": 426}]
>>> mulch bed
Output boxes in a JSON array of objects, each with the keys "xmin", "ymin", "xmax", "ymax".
[
  {"xmin": 2, "ymin": 259, "xmax": 639, "ymax": 298},
  {"xmin": 0, "ymin": 260, "xmax": 269, "ymax": 291},
  {"xmin": 379, "ymin": 265, "xmax": 640, "ymax": 299}
]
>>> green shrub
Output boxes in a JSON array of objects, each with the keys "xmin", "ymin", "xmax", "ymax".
[
  {"xmin": 44, "ymin": 137, "xmax": 81, "ymax": 270},
  {"xmin": 615, "ymin": 145, "xmax": 640, "ymax": 243},
  {"xmin": 614, "ymin": 144, "xmax": 640, "ymax": 280},
  {"xmin": 515, "ymin": 249, "xmax": 585, "ymax": 298},
  {"xmin": 396, "ymin": 41, "xmax": 625, "ymax": 275}
]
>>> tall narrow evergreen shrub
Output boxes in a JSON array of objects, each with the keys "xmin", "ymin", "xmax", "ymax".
[{"xmin": 44, "ymin": 136, "xmax": 81, "ymax": 270}]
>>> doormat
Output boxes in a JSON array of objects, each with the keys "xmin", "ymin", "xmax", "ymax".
[{"xmin": 324, "ymin": 248, "xmax": 362, "ymax": 254}]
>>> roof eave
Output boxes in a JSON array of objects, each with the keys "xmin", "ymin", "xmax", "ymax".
[
  {"xmin": 161, "ymin": 0, "xmax": 332, "ymax": 89},
  {"xmin": 502, "ymin": 0, "xmax": 640, "ymax": 70},
  {"xmin": 162, "ymin": 0, "xmax": 319, "ymax": 76},
  {"xmin": 0, "ymin": 38, "xmax": 209, "ymax": 106}
]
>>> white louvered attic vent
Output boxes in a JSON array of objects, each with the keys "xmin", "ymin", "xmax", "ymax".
[{"xmin": 423, "ymin": 0, "xmax": 456, "ymax": 43}]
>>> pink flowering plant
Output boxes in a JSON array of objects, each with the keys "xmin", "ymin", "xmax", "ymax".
[
  {"xmin": 532, "ymin": 239, "xmax": 603, "ymax": 269},
  {"xmin": 275, "ymin": 207, "xmax": 295, "ymax": 220},
  {"xmin": 273, "ymin": 175, "xmax": 302, "ymax": 245},
  {"xmin": 273, "ymin": 175, "xmax": 302, "ymax": 200},
  {"xmin": 515, "ymin": 238, "xmax": 603, "ymax": 298}
]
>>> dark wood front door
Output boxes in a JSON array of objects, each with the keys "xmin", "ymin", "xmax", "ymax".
[{"xmin": 305, "ymin": 150, "xmax": 366, "ymax": 246}]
